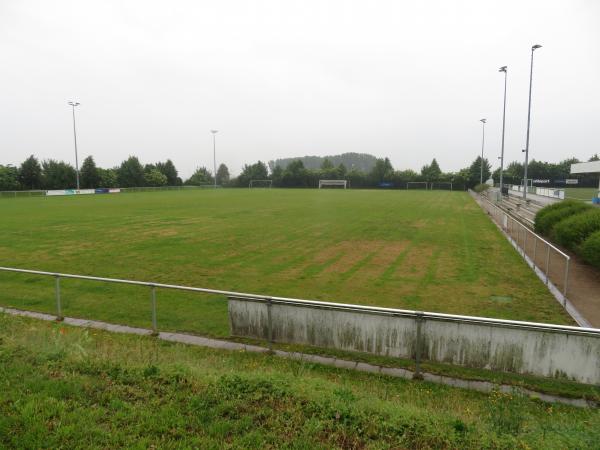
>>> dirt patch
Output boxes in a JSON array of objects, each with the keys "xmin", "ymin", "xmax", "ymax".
[
  {"xmin": 393, "ymin": 246, "xmax": 435, "ymax": 280},
  {"xmin": 322, "ymin": 241, "xmax": 386, "ymax": 275},
  {"xmin": 433, "ymin": 250, "xmax": 460, "ymax": 281},
  {"xmin": 350, "ymin": 241, "xmax": 411, "ymax": 279}
]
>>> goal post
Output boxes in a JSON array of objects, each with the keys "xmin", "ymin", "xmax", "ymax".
[
  {"xmin": 429, "ymin": 182, "xmax": 453, "ymax": 191},
  {"xmin": 406, "ymin": 181, "xmax": 428, "ymax": 190},
  {"xmin": 319, "ymin": 179, "xmax": 347, "ymax": 189},
  {"xmin": 249, "ymin": 180, "xmax": 272, "ymax": 188}
]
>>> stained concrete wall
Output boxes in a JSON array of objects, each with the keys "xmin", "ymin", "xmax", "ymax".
[{"xmin": 228, "ymin": 298, "xmax": 600, "ymax": 384}]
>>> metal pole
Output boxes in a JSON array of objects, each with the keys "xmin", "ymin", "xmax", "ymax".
[
  {"xmin": 211, "ymin": 130, "xmax": 218, "ymax": 188},
  {"xmin": 150, "ymin": 285, "xmax": 157, "ymax": 335},
  {"xmin": 480, "ymin": 119, "xmax": 486, "ymax": 185},
  {"xmin": 563, "ymin": 258, "xmax": 570, "ymax": 303},
  {"xmin": 267, "ymin": 297, "xmax": 273, "ymax": 351},
  {"xmin": 55, "ymin": 275, "xmax": 63, "ymax": 321},
  {"xmin": 70, "ymin": 103, "xmax": 80, "ymax": 190},
  {"xmin": 545, "ymin": 244, "xmax": 550, "ymax": 284},
  {"xmin": 499, "ymin": 67, "xmax": 508, "ymax": 193},
  {"xmin": 413, "ymin": 312, "xmax": 424, "ymax": 380},
  {"xmin": 523, "ymin": 45, "xmax": 541, "ymax": 200}
]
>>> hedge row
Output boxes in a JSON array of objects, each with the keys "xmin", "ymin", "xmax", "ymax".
[
  {"xmin": 580, "ymin": 230, "xmax": 600, "ymax": 268},
  {"xmin": 535, "ymin": 200, "xmax": 600, "ymax": 269},
  {"xmin": 533, "ymin": 200, "xmax": 592, "ymax": 235}
]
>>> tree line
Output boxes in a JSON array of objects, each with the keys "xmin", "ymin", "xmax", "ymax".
[
  {"xmin": 0, "ymin": 155, "xmax": 231, "ymax": 191},
  {"xmin": 1, "ymin": 152, "xmax": 597, "ymax": 191}
]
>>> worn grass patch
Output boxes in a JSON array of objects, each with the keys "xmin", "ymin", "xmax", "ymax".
[
  {"xmin": 0, "ymin": 314, "xmax": 598, "ymax": 449},
  {"xmin": 0, "ymin": 189, "xmax": 572, "ymax": 340}
]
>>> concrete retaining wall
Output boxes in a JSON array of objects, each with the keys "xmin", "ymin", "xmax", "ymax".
[{"xmin": 228, "ymin": 297, "xmax": 600, "ymax": 384}]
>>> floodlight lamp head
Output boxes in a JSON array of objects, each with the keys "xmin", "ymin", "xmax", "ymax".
[
  {"xmin": 480, "ymin": 118, "xmax": 487, "ymax": 124},
  {"xmin": 532, "ymin": 44, "xmax": 542, "ymax": 50},
  {"xmin": 68, "ymin": 101, "xmax": 80, "ymax": 106},
  {"xmin": 210, "ymin": 129, "xmax": 218, "ymax": 134},
  {"xmin": 499, "ymin": 66, "xmax": 507, "ymax": 72}
]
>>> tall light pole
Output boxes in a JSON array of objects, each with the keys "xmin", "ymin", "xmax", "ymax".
[
  {"xmin": 210, "ymin": 130, "xmax": 218, "ymax": 188},
  {"xmin": 523, "ymin": 44, "xmax": 542, "ymax": 200},
  {"xmin": 68, "ymin": 101, "xmax": 81, "ymax": 190},
  {"xmin": 498, "ymin": 66, "xmax": 508, "ymax": 194},
  {"xmin": 480, "ymin": 118, "xmax": 487, "ymax": 185}
]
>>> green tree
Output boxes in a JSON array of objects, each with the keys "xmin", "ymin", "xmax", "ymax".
[
  {"xmin": 0, "ymin": 165, "xmax": 20, "ymax": 190},
  {"xmin": 144, "ymin": 168, "xmax": 168, "ymax": 187},
  {"xmin": 185, "ymin": 167, "xmax": 214, "ymax": 185},
  {"xmin": 281, "ymin": 160, "xmax": 308, "ymax": 187},
  {"xmin": 337, "ymin": 163, "xmax": 347, "ymax": 177},
  {"xmin": 118, "ymin": 156, "xmax": 145, "ymax": 187},
  {"xmin": 421, "ymin": 158, "xmax": 442, "ymax": 181},
  {"xmin": 156, "ymin": 159, "xmax": 179, "ymax": 185},
  {"xmin": 369, "ymin": 157, "xmax": 394, "ymax": 184},
  {"xmin": 237, "ymin": 161, "xmax": 269, "ymax": 186},
  {"xmin": 320, "ymin": 158, "xmax": 334, "ymax": 170},
  {"xmin": 41, "ymin": 160, "xmax": 77, "ymax": 189},
  {"xmin": 464, "ymin": 156, "xmax": 491, "ymax": 188},
  {"xmin": 216, "ymin": 163, "xmax": 230, "ymax": 185},
  {"xmin": 18, "ymin": 155, "xmax": 43, "ymax": 190},
  {"xmin": 98, "ymin": 168, "xmax": 119, "ymax": 188},
  {"xmin": 270, "ymin": 165, "xmax": 283, "ymax": 187},
  {"xmin": 80, "ymin": 156, "xmax": 100, "ymax": 188}
]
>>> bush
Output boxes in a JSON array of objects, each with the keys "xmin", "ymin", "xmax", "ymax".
[
  {"xmin": 580, "ymin": 230, "xmax": 600, "ymax": 269},
  {"xmin": 552, "ymin": 209, "xmax": 600, "ymax": 250},
  {"xmin": 534, "ymin": 201, "xmax": 592, "ymax": 236},
  {"xmin": 473, "ymin": 183, "xmax": 489, "ymax": 193}
]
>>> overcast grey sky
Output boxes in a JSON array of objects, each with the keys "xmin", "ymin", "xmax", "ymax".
[{"xmin": 1, "ymin": 0, "xmax": 599, "ymax": 178}]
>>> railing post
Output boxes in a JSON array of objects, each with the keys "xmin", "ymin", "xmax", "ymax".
[
  {"xmin": 55, "ymin": 275, "xmax": 63, "ymax": 321},
  {"xmin": 563, "ymin": 258, "xmax": 570, "ymax": 305},
  {"xmin": 267, "ymin": 297, "xmax": 273, "ymax": 351},
  {"xmin": 150, "ymin": 285, "xmax": 158, "ymax": 336},
  {"xmin": 413, "ymin": 312, "xmax": 424, "ymax": 380},
  {"xmin": 545, "ymin": 244, "xmax": 551, "ymax": 285}
]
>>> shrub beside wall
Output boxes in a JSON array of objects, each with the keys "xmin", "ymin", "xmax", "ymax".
[
  {"xmin": 552, "ymin": 209, "xmax": 600, "ymax": 251},
  {"xmin": 534, "ymin": 200, "xmax": 592, "ymax": 235},
  {"xmin": 580, "ymin": 230, "xmax": 600, "ymax": 269},
  {"xmin": 535, "ymin": 200, "xmax": 600, "ymax": 270}
]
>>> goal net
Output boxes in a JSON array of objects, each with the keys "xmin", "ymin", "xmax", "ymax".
[
  {"xmin": 319, "ymin": 179, "xmax": 347, "ymax": 189},
  {"xmin": 249, "ymin": 180, "xmax": 272, "ymax": 188},
  {"xmin": 429, "ymin": 182, "xmax": 453, "ymax": 191},
  {"xmin": 406, "ymin": 182, "xmax": 428, "ymax": 190}
]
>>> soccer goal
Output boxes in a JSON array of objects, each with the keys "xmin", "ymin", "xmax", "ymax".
[
  {"xmin": 429, "ymin": 182, "xmax": 453, "ymax": 191},
  {"xmin": 319, "ymin": 179, "xmax": 347, "ymax": 189},
  {"xmin": 249, "ymin": 180, "xmax": 272, "ymax": 188},
  {"xmin": 406, "ymin": 182, "xmax": 428, "ymax": 190}
]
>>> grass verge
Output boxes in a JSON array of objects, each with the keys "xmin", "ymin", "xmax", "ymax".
[{"xmin": 1, "ymin": 313, "xmax": 599, "ymax": 449}]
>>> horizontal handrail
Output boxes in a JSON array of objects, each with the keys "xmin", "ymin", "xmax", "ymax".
[
  {"xmin": 1, "ymin": 265, "xmax": 597, "ymax": 336},
  {"xmin": 479, "ymin": 195, "xmax": 570, "ymax": 260}
]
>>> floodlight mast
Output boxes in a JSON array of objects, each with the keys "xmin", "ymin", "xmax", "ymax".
[
  {"xmin": 480, "ymin": 118, "xmax": 487, "ymax": 185},
  {"xmin": 68, "ymin": 101, "xmax": 81, "ymax": 190},
  {"xmin": 523, "ymin": 44, "xmax": 542, "ymax": 200},
  {"xmin": 498, "ymin": 66, "xmax": 508, "ymax": 194},
  {"xmin": 210, "ymin": 130, "xmax": 218, "ymax": 188}
]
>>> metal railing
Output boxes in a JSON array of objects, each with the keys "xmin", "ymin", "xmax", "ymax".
[
  {"xmin": 0, "ymin": 185, "xmax": 221, "ymax": 199},
  {"xmin": 472, "ymin": 192, "xmax": 570, "ymax": 303},
  {"xmin": 3, "ymin": 265, "xmax": 599, "ymax": 382},
  {"xmin": 0, "ymin": 190, "xmax": 46, "ymax": 198},
  {"xmin": 1, "ymin": 265, "xmax": 592, "ymax": 336}
]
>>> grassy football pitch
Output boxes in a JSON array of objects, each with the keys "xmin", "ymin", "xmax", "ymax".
[
  {"xmin": 0, "ymin": 189, "xmax": 572, "ymax": 336},
  {"xmin": 565, "ymin": 187, "xmax": 599, "ymax": 201}
]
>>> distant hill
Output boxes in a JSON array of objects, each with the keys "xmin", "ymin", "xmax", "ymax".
[{"xmin": 269, "ymin": 152, "xmax": 378, "ymax": 173}]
